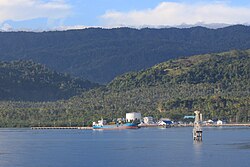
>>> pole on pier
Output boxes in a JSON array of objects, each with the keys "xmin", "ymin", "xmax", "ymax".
[{"xmin": 193, "ymin": 111, "xmax": 203, "ymax": 141}]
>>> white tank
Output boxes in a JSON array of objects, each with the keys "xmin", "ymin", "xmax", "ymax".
[
  {"xmin": 126, "ymin": 112, "xmax": 141, "ymax": 122},
  {"xmin": 143, "ymin": 117, "xmax": 154, "ymax": 124}
]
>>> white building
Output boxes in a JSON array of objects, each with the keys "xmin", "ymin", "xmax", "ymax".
[
  {"xmin": 143, "ymin": 117, "xmax": 154, "ymax": 124},
  {"xmin": 217, "ymin": 120, "xmax": 225, "ymax": 125},
  {"xmin": 158, "ymin": 120, "xmax": 167, "ymax": 126},
  {"xmin": 126, "ymin": 112, "xmax": 141, "ymax": 122}
]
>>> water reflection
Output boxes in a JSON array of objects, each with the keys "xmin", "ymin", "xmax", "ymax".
[{"xmin": 193, "ymin": 141, "xmax": 202, "ymax": 165}]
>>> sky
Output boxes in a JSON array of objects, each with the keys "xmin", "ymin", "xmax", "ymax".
[{"xmin": 1, "ymin": 0, "xmax": 250, "ymax": 31}]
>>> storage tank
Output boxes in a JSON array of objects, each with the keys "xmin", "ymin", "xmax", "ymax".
[
  {"xmin": 126, "ymin": 112, "xmax": 141, "ymax": 123},
  {"xmin": 143, "ymin": 117, "xmax": 154, "ymax": 124}
]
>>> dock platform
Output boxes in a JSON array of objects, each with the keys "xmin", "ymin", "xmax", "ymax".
[
  {"xmin": 31, "ymin": 127, "xmax": 93, "ymax": 130},
  {"xmin": 205, "ymin": 124, "xmax": 250, "ymax": 127}
]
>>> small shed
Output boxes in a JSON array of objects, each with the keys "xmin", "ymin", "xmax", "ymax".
[{"xmin": 217, "ymin": 120, "xmax": 225, "ymax": 125}]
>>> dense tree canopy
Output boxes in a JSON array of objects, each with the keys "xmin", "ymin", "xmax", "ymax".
[
  {"xmin": 0, "ymin": 50, "xmax": 249, "ymax": 127},
  {"xmin": 0, "ymin": 60, "xmax": 99, "ymax": 101}
]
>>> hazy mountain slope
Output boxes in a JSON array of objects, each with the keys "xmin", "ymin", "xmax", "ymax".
[
  {"xmin": 0, "ymin": 25, "xmax": 250, "ymax": 83},
  {"xmin": 0, "ymin": 60, "xmax": 99, "ymax": 101}
]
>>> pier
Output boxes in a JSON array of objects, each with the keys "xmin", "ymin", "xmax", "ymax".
[
  {"xmin": 177, "ymin": 123, "xmax": 250, "ymax": 127},
  {"xmin": 31, "ymin": 127, "xmax": 93, "ymax": 130},
  {"xmin": 205, "ymin": 123, "xmax": 250, "ymax": 127},
  {"xmin": 30, "ymin": 123, "xmax": 250, "ymax": 130}
]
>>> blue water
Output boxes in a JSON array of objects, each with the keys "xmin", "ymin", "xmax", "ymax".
[{"xmin": 0, "ymin": 127, "xmax": 249, "ymax": 167}]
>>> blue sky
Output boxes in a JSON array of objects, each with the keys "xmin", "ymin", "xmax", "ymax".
[{"xmin": 1, "ymin": 0, "xmax": 250, "ymax": 31}]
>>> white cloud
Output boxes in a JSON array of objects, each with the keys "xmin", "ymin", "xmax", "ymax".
[
  {"xmin": 53, "ymin": 25, "xmax": 123, "ymax": 31},
  {"xmin": 0, "ymin": 0, "xmax": 71, "ymax": 23},
  {"xmin": 0, "ymin": 23, "xmax": 13, "ymax": 31},
  {"xmin": 53, "ymin": 25, "xmax": 91, "ymax": 31},
  {"xmin": 101, "ymin": 2, "xmax": 250, "ymax": 27}
]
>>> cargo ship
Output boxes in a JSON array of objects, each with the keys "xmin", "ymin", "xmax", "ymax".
[{"xmin": 92, "ymin": 119, "xmax": 139, "ymax": 130}]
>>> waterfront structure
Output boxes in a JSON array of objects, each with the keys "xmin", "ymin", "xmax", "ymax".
[
  {"xmin": 157, "ymin": 118, "xmax": 173, "ymax": 127},
  {"xmin": 92, "ymin": 113, "xmax": 141, "ymax": 130},
  {"xmin": 184, "ymin": 116, "xmax": 195, "ymax": 119},
  {"xmin": 217, "ymin": 120, "xmax": 225, "ymax": 125},
  {"xmin": 92, "ymin": 118, "xmax": 138, "ymax": 130},
  {"xmin": 143, "ymin": 117, "xmax": 154, "ymax": 124},
  {"xmin": 126, "ymin": 112, "xmax": 141, "ymax": 123},
  {"xmin": 206, "ymin": 119, "xmax": 214, "ymax": 125},
  {"xmin": 193, "ymin": 110, "xmax": 203, "ymax": 141}
]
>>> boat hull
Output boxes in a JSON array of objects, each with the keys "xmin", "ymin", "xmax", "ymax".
[{"xmin": 93, "ymin": 123, "xmax": 138, "ymax": 130}]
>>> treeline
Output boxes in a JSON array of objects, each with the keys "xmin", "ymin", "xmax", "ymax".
[
  {"xmin": 0, "ymin": 50, "xmax": 249, "ymax": 127},
  {"xmin": 0, "ymin": 60, "xmax": 99, "ymax": 101}
]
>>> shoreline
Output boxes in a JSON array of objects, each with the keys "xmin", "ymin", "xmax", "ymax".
[{"xmin": 28, "ymin": 123, "xmax": 250, "ymax": 130}]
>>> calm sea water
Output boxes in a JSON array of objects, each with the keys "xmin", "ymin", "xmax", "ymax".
[{"xmin": 0, "ymin": 127, "xmax": 249, "ymax": 167}]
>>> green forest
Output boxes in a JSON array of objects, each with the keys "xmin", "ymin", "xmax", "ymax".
[
  {"xmin": 1, "ymin": 25, "xmax": 250, "ymax": 83},
  {"xmin": 0, "ymin": 60, "xmax": 99, "ymax": 101},
  {"xmin": 0, "ymin": 50, "xmax": 249, "ymax": 127}
]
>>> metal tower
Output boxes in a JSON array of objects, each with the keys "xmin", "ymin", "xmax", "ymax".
[{"xmin": 193, "ymin": 110, "xmax": 203, "ymax": 141}]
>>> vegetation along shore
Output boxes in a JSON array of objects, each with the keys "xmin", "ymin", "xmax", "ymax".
[{"xmin": 0, "ymin": 49, "xmax": 249, "ymax": 127}]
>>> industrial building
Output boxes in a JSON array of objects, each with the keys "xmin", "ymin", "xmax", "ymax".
[{"xmin": 126, "ymin": 112, "xmax": 141, "ymax": 123}]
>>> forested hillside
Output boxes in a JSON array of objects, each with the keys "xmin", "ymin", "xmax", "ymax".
[
  {"xmin": 1, "ymin": 25, "xmax": 250, "ymax": 83},
  {"xmin": 109, "ymin": 50, "xmax": 249, "ymax": 91},
  {"xmin": 0, "ymin": 60, "xmax": 99, "ymax": 101},
  {"xmin": 0, "ymin": 50, "xmax": 248, "ymax": 127}
]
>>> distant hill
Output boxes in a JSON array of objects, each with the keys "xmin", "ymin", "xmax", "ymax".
[
  {"xmin": 0, "ymin": 60, "xmax": 99, "ymax": 101},
  {"xmin": 0, "ymin": 50, "xmax": 248, "ymax": 127},
  {"xmin": 109, "ymin": 50, "xmax": 250, "ymax": 90},
  {"xmin": 0, "ymin": 25, "xmax": 250, "ymax": 83}
]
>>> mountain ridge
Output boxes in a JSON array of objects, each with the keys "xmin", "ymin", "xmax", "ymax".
[{"xmin": 1, "ymin": 25, "xmax": 250, "ymax": 83}]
